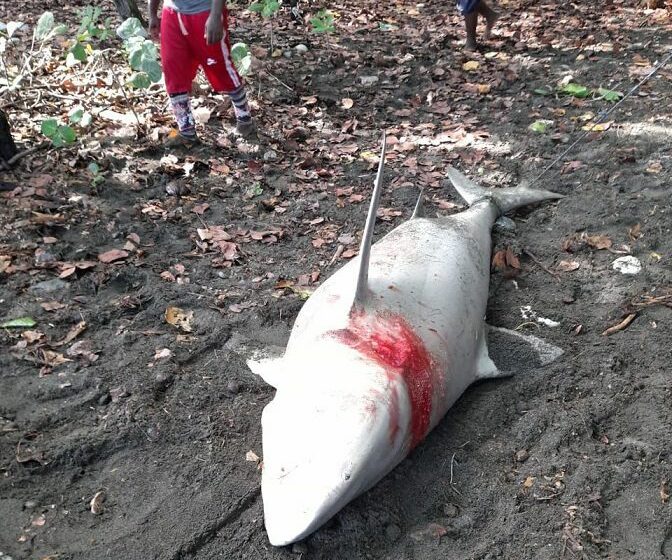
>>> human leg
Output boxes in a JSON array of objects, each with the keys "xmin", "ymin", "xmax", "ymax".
[
  {"xmin": 184, "ymin": 10, "xmax": 256, "ymax": 137},
  {"xmin": 161, "ymin": 8, "xmax": 200, "ymax": 139},
  {"xmin": 457, "ymin": 0, "xmax": 480, "ymax": 50},
  {"xmin": 477, "ymin": 0, "xmax": 499, "ymax": 40}
]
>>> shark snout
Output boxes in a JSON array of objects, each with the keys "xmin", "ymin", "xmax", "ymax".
[{"xmin": 262, "ymin": 467, "xmax": 350, "ymax": 546}]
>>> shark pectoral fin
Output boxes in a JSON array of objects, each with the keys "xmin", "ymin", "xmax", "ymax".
[
  {"xmin": 247, "ymin": 356, "xmax": 284, "ymax": 388},
  {"xmin": 486, "ymin": 325, "xmax": 564, "ymax": 374},
  {"xmin": 475, "ymin": 326, "xmax": 509, "ymax": 380}
]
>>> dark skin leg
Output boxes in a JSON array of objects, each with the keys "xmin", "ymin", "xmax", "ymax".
[
  {"xmin": 464, "ymin": 11, "xmax": 478, "ymax": 51},
  {"xmin": 478, "ymin": 0, "xmax": 499, "ymax": 40}
]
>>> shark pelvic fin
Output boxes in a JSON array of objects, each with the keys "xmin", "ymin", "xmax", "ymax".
[
  {"xmin": 248, "ymin": 356, "xmax": 284, "ymax": 388},
  {"xmin": 446, "ymin": 167, "xmax": 564, "ymax": 216},
  {"xmin": 353, "ymin": 132, "xmax": 387, "ymax": 310},
  {"xmin": 411, "ymin": 189, "xmax": 425, "ymax": 219},
  {"xmin": 475, "ymin": 324, "xmax": 507, "ymax": 380}
]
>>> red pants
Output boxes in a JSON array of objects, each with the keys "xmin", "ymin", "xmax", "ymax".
[{"xmin": 160, "ymin": 7, "xmax": 242, "ymax": 95}]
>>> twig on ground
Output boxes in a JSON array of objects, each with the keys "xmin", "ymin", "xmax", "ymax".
[
  {"xmin": 262, "ymin": 68, "xmax": 294, "ymax": 92},
  {"xmin": 602, "ymin": 313, "xmax": 636, "ymax": 336},
  {"xmin": 6, "ymin": 141, "xmax": 49, "ymax": 167},
  {"xmin": 523, "ymin": 247, "xmax": 560, "ymax": 280}
]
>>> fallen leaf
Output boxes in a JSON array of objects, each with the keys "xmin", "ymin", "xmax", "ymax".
[
  {"xmin": 165, "ymin": 306, "xmax": 194, "ymax": 332},
  {"xmin": 98, "ymin": 249, "xmax": 129, "ymax": 263},
  {"xmin": 22, "ymin": 330, "xmax": 44, "ymax": 344},
  {"xmin": 661, "ymin": 480, "xmax": 670, "ymax": 504},
  {"xmin": 160, "ymin": 271, "xmax": 177, "ymax": 282},
  {"xmin": 154, "ymin": 348, "xmax": 172, "ymax": 360},
  {"xmin": 90, "ymin": 491, "xmax": 106, "ymax": 515},
  {"xmin": 463, "ymin": 60, "xmax": 479, "ymax": 71},
  {"xmin": 646, "ymin": 161, "xmax": 662, "ymax": 174},
  {"xmin": 581, "ymin": 121, "xmax": 613, "ymax": 132},
  {"xmin": 505, "ymin": 247, "xmax": 520, "ymax": 269},
  {"xmin": 561, "ymin": 160, "xmax": 584, "ymax": 174},
  {"xmin": 246, "ymin": 450, "xmax": 260, "ymax": 463},
  {"xmin": 40, "ymin": 349, "xmax": 71, "ymax": 368},
  {"xmin": 523, "ymin": 476, "xmax": 536, "ymax": 488},
  {"xmin": 66, "ymin": 340, "xmax": 99, "ymax": 362},
  {"xmin": 54, "ymin": 321, "xmax": 87, "ymax": 347},
  {"xmin": 584, "ymin": 234, "xmax": 612, "ymax": 250},
  {"xmin": 556, "ymin": 260, "xmax": 580, "ymax": 272},
  {"xmin": 192, "ymin": 203, "xmax": 210, "ymax": 215},
  {"xmin": 1, "ymin": 317, "xmax": 37, "ymax": 328}
]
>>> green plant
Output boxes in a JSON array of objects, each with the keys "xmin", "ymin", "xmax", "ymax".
[
  {"xmin": 41, "ymin": 119, "xmax": 77, "ymax": 147},
  {"xmin": 66, "ymin": 7, "xmax": 113, "ymax": 66},
  {"xmin": 310, "ymin": 10, "xmax": 335, "ymax": 33},
  {"xmin": 249, "ymin": 0, "xmax": 280, "ymax": 18},
  {"xmin": 249, "ymin": 0, "xmax": 280, "ymax": 51},
  {"xmin": 597, "ymin": 87, "xmax": 623, "ymax": 103},
  {"xmin": 231, "ymin": 42, "xmax": 251, "ymax": 76},
  {"xmin": 68, "ymin": 105, "xmax": 92, "ymax": 128},
  {"xmin": 117, "ymin": 17, "xmax": 163, "ymax": 88},
  {"xmin": 558, "ymin": 82, "xmax": 590, "ymax": 98},
  {"xmin": 88, "ymin": 162, "xmax": 105, "ymax": 187}
]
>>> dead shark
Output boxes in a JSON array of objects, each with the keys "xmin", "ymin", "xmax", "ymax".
[{"xmin": 248, "ymin": 135, "xmax": 564, "ymax": 546}]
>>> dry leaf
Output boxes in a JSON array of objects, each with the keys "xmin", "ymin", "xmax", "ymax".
[
  {"xmin": 40, "ymin": 349, "xmax": 71, "ymax": 367},
  {"xmin": 505, "ymin": 247, "xmax": 521, "ymax": 269},
  {"xmin": 556, "ymin": 260, "xmax": 580, "ymax": 272},
  {"xmin": 90, "ymin": 491, "xmax": 106, "ymax": 515},
  {"xmin": 192, "ymin": 203, "xmax": 210, "ymax": 215},
  {"xmin": 661, "ymin": 480, "xmax": 670, "ymax": 504},
  {"xmin": 646, "ymin": 161, "xmax": 662, "ymax": 174},
  {"xmin": 22, "ymin": 330, "xmax": 44, "ymax": 344},
  {"xmin": 246, "ymin": 450, "xmax": 260, "ymax": 463},
  {"xmin": 40, "ymin": 301, "xmax": 65, "ymax": 311},
  {"xmin": 66, "ymin": 340, "xmax": 99, "ymax": 362},
  {"xmin": 584, "ymin": 234, "xmax": 612, "ymax": 250},
  {"xmin": 463, "ymin": 60, "xmax": 480, "ymax": 71},
  {"xmin": 154, "ymin": 348, "xmax": 172, "ymax": 360},
  {"xmin": 628, "ymin": 223, "xmax": 641, "ymax": 240},
  {"xmin": 54, "ymin": 321, "xmax": 87, "ymax": 347},
  {"xmin": 523, "ymin": 476, "xmax": 536, "ymax": 488},
  {"xmin": 98, "ymin": 249, "xmax": 129, "ymax": 263},
  {"xmin": 165, "ymin": 306, "xmax": 194, "ymax": 332}
]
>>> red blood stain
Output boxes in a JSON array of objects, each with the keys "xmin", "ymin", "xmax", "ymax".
[{"xmin": 330, "ymin": 309, "xmax": 440, "ymax": 448}]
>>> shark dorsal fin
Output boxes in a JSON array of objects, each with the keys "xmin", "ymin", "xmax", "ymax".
[
  {"xmin": 412, "ymin": 189, "xmax": 425, "ymax": 218},
  {"xmin": 353, "ymin": 132, "xmax": 387, "ymax": 310}
]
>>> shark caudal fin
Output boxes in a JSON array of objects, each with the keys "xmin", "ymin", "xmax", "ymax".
[
  {"xmin": 446, "ymin": 167, "xmax": 563, "ymax": 215},
  {"xmin": 353, "ymin": 133, "xmax": 387, "ymax": 309}
]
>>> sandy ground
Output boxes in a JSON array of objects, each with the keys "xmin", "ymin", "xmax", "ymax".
[{"xmin": 1, "ymin": 0, "xmax": 672, "ymax": 558}]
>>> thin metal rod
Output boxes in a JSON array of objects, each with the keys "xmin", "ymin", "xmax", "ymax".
[
  {"xmin": 529, "ymin": 49, "xmax": 672, "ymax": 186},
  {"xmin": 354, "ymin": 132, "xmax": 387, "ymax": 307}
]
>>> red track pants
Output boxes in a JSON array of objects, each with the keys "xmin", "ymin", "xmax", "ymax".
[{"xmin": 160, "ymin": 7, "xmax": 242, "ymax": 95}]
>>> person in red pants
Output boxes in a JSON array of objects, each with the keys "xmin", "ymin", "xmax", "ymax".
[
  {"xmin": 148, "ymin": 0, "xmax": 256, "ymax": 144},
  {"xmin": 457, "ymin": 0, "xmax": 499, "ymax": 51}
]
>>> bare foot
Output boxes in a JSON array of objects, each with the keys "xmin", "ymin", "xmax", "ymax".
[
  {"xmin": 465, "ymin": 37, "xmax": 478, "ymax": 51},
  {"xmin": 484, "ymin": 10, "xmax": 499, "ymax": 41}
]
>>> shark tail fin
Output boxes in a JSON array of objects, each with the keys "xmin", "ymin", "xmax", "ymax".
[
  {"xmin": 446, "ymin": 167, "xmax": 563, "ymax": 215},
  {"xmin": 353, "ymin": 132, "xmax": 387, "ymax": 309}
]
